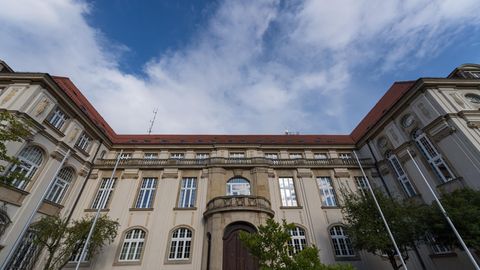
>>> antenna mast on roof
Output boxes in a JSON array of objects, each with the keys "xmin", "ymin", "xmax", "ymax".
[{"xmin": 147, "ymin": 108, "xmax": 158, "ymax": 135}]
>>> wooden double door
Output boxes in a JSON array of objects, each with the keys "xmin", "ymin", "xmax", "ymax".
[{"xmin": 222, "ymin": 223, "xmax": 259, "ymax": 270}]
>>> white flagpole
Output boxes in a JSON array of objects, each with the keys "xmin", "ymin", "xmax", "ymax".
[
  {"xmin": 1, "ymin": 149, "xmax": 71, "ymax": 270},
  {"xmin": 353, "ymin": 151, "xmax": 408, "ymax": 270},
  {"xmin": 406, "ymin": 149, "xmax": 479, "ymax": 270},
  {"xmin": 75, "ymin": 149, "xmax": 123, "ymax": 270}
]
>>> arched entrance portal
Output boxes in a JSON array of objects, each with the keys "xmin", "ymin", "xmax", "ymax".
[{"xmin": 222, "ymin": 222, "xmax": 259, "ymax": 270}]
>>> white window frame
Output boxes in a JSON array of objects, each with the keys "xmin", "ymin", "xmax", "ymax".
[
  {"xmin": 47, "ymin": 107, "xmax": 69, "ymax": 130},
  {"xmin": 91, "ymin": 178, "xmax": 116, "ymax": 209},
  {"xmin": 354, "ymin": 176, "xmax": 369, "ymax": 195},
  {"xmin": 413, "ymin": 130, "xmax": 455, "ymax": 183},
  {"xmin": 288, "ymin": 226, "xmax": 306, "ymax": 255},
  {"xmin": 6, "ymin": 228, "xmax": 41, "ymax": 269},
  {"xmin": 289, "ymin": 153, "xmax": 303, "ymax": 159},
  {"xmin": 265, "ymin": 153, "xmax": 278, "ymax": 159},
  {"xmin": 168, "ymin": 227, "xmax": 192, "ymax": 260},
  {"xmin": 119, "ymin": 153, "xmax": 132, "ymax": 160},
  {"xmin": 135, "ymin": 178, "xmax": 157, "ymax": 208},
  {"xmin": 317, "ymin": 177, "xmax": 337, "ymax": 207},
  {"xmin": 387, "ymin": 153, "xmax": 417, "ymax": 197},
  {"xmin": 75, "ymin": 132, "xmax": 91, "ymax": 152},
  {"xmin": 278, "ymin": 177, "xmax": 298, "ymax": 207},
  {"xmin": 178, "ymin": 178, "xmax": 197, "ymax": 208},
  {"xmin": 226, "ymin": 178, "xmax": 251, "ymax": 196},
  {"xmin": 195, "ymin": 153, "xmax": 209, "ymax": 159},
  {"xmin": 45, "ymin": 167, "xmax": 74, "ymax": 204},
  {"xmin": 338, "ymin": 153, "xmax": 352, "ymax": 159},
  {"xmin": 170, "ymin": 153, "xmax": 184, "ymax": 159},
  {"xmin": 144, "ymin": 153, "xmax": 158, "ymax": 159},
  {"xmin": 426, "ymin": 233, "xmax": 452, "ymax": 255},
  {"xmin": 119, "ymin": 229, "xmax": 146, "ymax": 262},
  {"xmin": 314, "ymin": 153, "xmax": 328, "ymax": 159},
  {"xmin": 9, "ymin": 146, "xmax": 44, "ymax": 189},
  {"xmin": 229, "ymin": 152, "xmax": 245, "ymax": 158},
  {"xmin": 330, "ymin": 226, "xmax": 355, "ymax": 257}
]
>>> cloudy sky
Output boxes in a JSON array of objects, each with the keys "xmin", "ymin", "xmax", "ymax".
[{"xmin": 1, "ymin": 0, "xmax": 480, "ymax": 135}]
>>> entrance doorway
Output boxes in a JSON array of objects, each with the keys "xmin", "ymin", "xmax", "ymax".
[{"xmin": 222, "ymin": 222, "xmax": 259, "ymax": 270}]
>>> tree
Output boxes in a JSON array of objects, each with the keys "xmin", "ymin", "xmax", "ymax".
[
  {"xmin": 425, "ymin": 188, "xmax": 480, "ymax": 251},
  {"xmin": 32, "ymin": 214, "xmax": 119, "ymax": 270},
  {"xmin": 0, "ymin": 111, "xmax": 32, "ymax": 185},
  {"xmin": 341, "ymin": 190, "xmax": 428, "ymax": 270},
  {"xmin": 239, "ymin": 218, "xmax": 354, "ymax": 270}
]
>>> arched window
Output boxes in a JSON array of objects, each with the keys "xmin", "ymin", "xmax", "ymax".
[
  {"xmin": 9, "ymin": 146, "xmax": 44, "ymax": 189},
  {"xmin": 119, "ymin": 228, "xmax": 146, "ymax": 262},
  {"xmin": 226, "ymin": 177, "xmax": 250, "ymax": 196},
  {"xmin": 412, "ymin": 129, "xmax": 455, "ymax": 183},
  {"xmin": 168, "ymin": 227, "xmax": 193, "ymax": 260},
  {"xmin": 288, "ymin": 226, "xmax": 306, "ymax": 255},
  {"xmin": 45, "ymin": 167, "xmax": 74, "ymax": 204},
  {"xmin": 329, "ymin": 226, "xmax": 355, "ymax": 257}
]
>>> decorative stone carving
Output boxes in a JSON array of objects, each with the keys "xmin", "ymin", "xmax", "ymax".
[
  {"xmin": 35, "ymin": 98, "xmax": 50, "ymax": 116},
  {"xmin": 1, "ymin": 88, "xmax": 19, "ymax": 105},
  {"xmin": 50, "ymin": 150, "xmax": 68, "ymax": 162},
  {"xmin": 418, "ymin": 102, "xmax": 432, "ymax": 118},
  {"xmin": 68, "ymin": 128, "xmax": 80, "ymax": 143},
  {"xmin": 449, "ymin": 93, "xmax": 466, "ymax": 109},
  {"xmin": 429, "ymin": 119, "xmax": 456, "ymax": 142}
]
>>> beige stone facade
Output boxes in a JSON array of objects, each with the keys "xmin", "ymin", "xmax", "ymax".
[{"xmin": 0, "ymin": 61, "xmax": 479, "ymax": 269}]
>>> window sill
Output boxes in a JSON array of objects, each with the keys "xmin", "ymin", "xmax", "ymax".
[
  {"xmin": 113, "ymin": 261, "xmax": 142, "ymax": 266},
  {"xmin": 334, "ymin": 255, "xmax": 360, "ymax": 261},
  {"xmin": 43, "ymin": 121, "xmax": 66, "ymax": 137},
  {"xmin": 64, "ymin": 262, "xmax": 90, "ymax": 268},
  {"xmin": 321, "ymin": 205, "xmax": 340, "ymax": 209},
  {"xmin": 164, "ymin": 259, "xmax": 192, "ymax": 265},
  {"xmin": 0, "ymin": 183, "xmax": 29, "ymax": 206},
  {"xmin": 129, "ymin": 207, "xmax": 154, "ymax": 211},
  {"xmin": 280, "ymin": 206, "xmax": 303, "ymax": 210},
  {"xmin": 84, "ymin": 208, "xmax": 109, "ymax": 212},
  {"xmin": 173, "ymin": 207, "xmax": 197, "ymax": 211},
  {"xmin": 436, "ymin": 177, "xmax": 464, "ymax": 194},
  {"xmin": 75, "ymin": 146, "xmax": 90, "ymax": 157},
  {"xmin": 429, "ymin": 252, "xmax": 457, "ymax": 258}
]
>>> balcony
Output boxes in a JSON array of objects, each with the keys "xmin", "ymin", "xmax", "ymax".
[
  {"xmin": 94, "ymin": 157, "xmax": 373, "ymax": 169},
  {"xmin": 203, "ymin": 195, "xmax": 274, "ymax": 218}
]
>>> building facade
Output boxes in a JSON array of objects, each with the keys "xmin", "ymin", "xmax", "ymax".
[{"xmin": 0, "ymin": 60, "xmax": 479, "ymax": 270}]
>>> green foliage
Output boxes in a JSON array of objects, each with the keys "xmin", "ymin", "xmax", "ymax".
[
  {"xmin": 425, "ymin": 188, "xmax": 480, "ymax": 250},
  {"xmin": 32, "ymin": 214, "xmax": 119, "ymax": 270},
  {"xmin": 0, "ymin": 111, "xmax": 31, "ymax": 185},
  {"xmin": 342, "ymin": 190, "xmax": 428, "ymax": 270},
  {"xmin": 239, "ymin": 218, "xmax": 354, "ymax": 270}
]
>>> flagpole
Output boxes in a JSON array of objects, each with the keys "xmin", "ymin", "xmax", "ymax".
[
  {"xmin": 75, "ymin": 149, "xmax": 123, "ymax": 270},
  {"xmin": 1, "ymin": 149, "xmax": 71, "ymax": 270},
  {"xmin": 354, "ymin": 151, "xmax": 408, "ymax": 270},
  {"xmin": 406, "ymin": 149, "xmax": 479, "ymax": 270}
]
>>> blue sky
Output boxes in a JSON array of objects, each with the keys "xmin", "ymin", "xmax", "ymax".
[{"xmin": 1, "ymin": 0, "xmax": 480, "ymax": 134}]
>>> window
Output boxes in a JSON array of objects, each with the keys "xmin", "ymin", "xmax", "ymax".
[
  {"xmin": 467, "ymin": 71, "xmax": 480, "ymax": 79},
  {"xmin": 8, "ymin": 145, "xmax": 44, "ymax": 189},
  {"xmin": 387, "ymin": 153, "xmax": 417, "ymax": 197},
  {"xmin": 288, "ymin": 227, "xmax": 306, "ymax": 255},
  {"xmin": 47, "ymin": 107, "xmax": 69, "ymax": 130},
  {"xmin": 91, "ymin": 178, "xmax": 116, "ymax": 209},
  {"xmin": 226, "ymin": 177, "xmax": 250, "ymax": 195},
  {"xmin": 278, "ymin": 177, "xmax": 298, "ymax": 207},
  {"xmin": 135, "ymin": 178, "xmax": 157, "ymax": 208},
  {"xmin": 314, "ymin": 153, "xmax": 328, "ymax": 159},
  {"xmin": 289, "ymin": 153, "xmax": 302, "ymax": 159},
  {"xmin": 168, "ymin": 227, "xmax": 192, "ymax": 260},
  {"xmin": 426, "ymin": 233, "xmax": 452, "ymax": 255},
  {"xmin": 330, "ymin": 226, "xmax": 355, "ymax": 257},
  {"xmin": 196, "ymin": 153, "xmax": 209, "ymax": 159},
  {"xmin": 338, "ymin": 153, "xmax": 352, "ymax": 159},
  {"xmin": 265, "ymin": 153, "xmax": 278, "ymax": 159},
  {"xmin": 119, "ymin": 229, "xmax": 146, "ymax": 262},
  {"xmin": 354, "ymin": 176, "xmax": 369, "ymax": 195},
  {"xmin": 144, "ymin": 153, "xmax": 158, "ymax": 159},
  {"xmin": 119, "ymin": 153, "xmax": 132, "ymax": 160},
  {"xmin": 45, "ymin": 167, "xmax": 74, "ymax": 204},
  {"xmin": 178, "ymin": 178, "xmax": 197, "ymax": 208},
  {"xmin": 413, "ymin": 130, "xmax": 455, "ymax": 183},
  {"xmin": 75, "ymin": 132, "xmax": 91, "ymax": 152},
  {"xmin": 229, "ymin": 152, "xmax": 245, "ymax": 158},
  {"xmin": 69, "ymin": 239, "xmax": 89, "ymax": 263},
  {"xmin": 6, "ymin": 228, "xmax": 41, "ymax": 269},
  {"xmin": 317, "ymin": 177, "xmax": 337, "ymax": 207},
  {"xmin": 170, "ymin": 153, "xmax": 184, "ymax": 159}
]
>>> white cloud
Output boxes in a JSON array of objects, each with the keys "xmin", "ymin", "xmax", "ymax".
[{"xmin": 0, "ymin": 0, "xmax": 479, "ymax": 134}]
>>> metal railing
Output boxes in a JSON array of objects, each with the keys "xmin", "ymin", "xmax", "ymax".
[{"xmin": 203, "ymin": 195, "xmax": 274, "ymax": 217}]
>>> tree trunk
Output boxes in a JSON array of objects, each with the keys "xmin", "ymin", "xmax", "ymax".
[{"xmin": 388, "ymin": 254, "xmax": 400, "ymax": 270}]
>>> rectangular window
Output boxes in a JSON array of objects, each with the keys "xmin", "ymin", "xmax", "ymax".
[
  {"xmin": 170, "ymin": 153, "xmax": 184, "ymax": 159},
  {"xmin": 317, "ymin": 177, "xmax": 337, "ymax": 206},
  {"xmin": 388, "ymin": 155, "xmax": 417, "ymax": 197},
  {"xmin": 314, "ymin": 153, "xmax": 328, "ymax": 159},
  {"xmin": 338, "ymin": 153, "xmax": 352, "ymax": 159},
  {"xmin": 354, "ymin": 176, "xmax": 369, "ymax": 195},
  {"xmin": 265, "ymin": 153, "xmax": 278, "ymax": 159},
  {"xmin": 196, "ymin": 153, "xmax": 209, "ymax": 159},
  {"xmin": 91, "ymin": 178, "xmax": 116, "ymax": 209},
  {"xmin": 6, "ymin": 228, "xmax": 41, "ymax": 269},
  {"xmin": 178, "ymin": 178, "xmax": 197, "ymax": 208},
  {"xmin": 426, "ymin": 233, "xmax": 452, "ymax": 255},
  {"xmin": 278, "ymin": 177, "xmax": 298, "ymax": 207},
  {"xmin": 119, "ymin": 153, "xmax": 132, "ymax": 160},
  {"xmin": 230, "ymin": 152, "xmax": 245, "ymax": 158},
  {"xmin": 135, "ymin": 178, "xmax": 157, "ymax": 208},
  {"xmin": 414, "ymin": 132, "xmax": 455, "ymax": 183},
  {"xmin": 75, "ymin": 132, "xmax": 91, "ymax": 152},
  {"xmin": 47, "ymin": 107, "xmax": 69, "ymax": 130},
  {"xmin": 144, "ymin": 153, "xmax": 158, "ymax": 159},
  {"xmin": 289, "ymin": 153, "xmax": 302, "ymax": 159}
]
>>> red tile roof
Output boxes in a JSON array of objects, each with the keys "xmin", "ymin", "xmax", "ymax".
[{"xmin": 52, "ymin": 76, "xmax": 416, "ymax": 145}]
